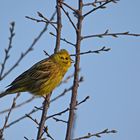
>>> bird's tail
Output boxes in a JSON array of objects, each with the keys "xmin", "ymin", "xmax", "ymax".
[{"xmin": 0, "ymin": 91, "xmax": 9, "ymax": 98}]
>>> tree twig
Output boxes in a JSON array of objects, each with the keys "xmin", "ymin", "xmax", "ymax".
[
  {"xmin": 0, "ymin": 11, "xmax": 56, "ymax": 81},
  {"xmin": 37, "ymin": 12, "xmax": 57, "ymax": 31},
  {"xmin": 0, "ymin": 93, "xmax": 20, "ymax": 138},
  {"xmin": 0, "ymin": 22, "xmax": 15, "ymax": 80},
  {"xmin": 0, "ymin": 96, "xmax": 35, "ymax": 115},
  {"xmin": 61, "ymin": 6, "xmax": 77, "ymax": 31},
  {"xmin": 83, "ymin": 0, "xmax": 117, "ymax": 18},
  {"xmin": 73, "ymin": 129, "xmax": 117, "ymax": 140},
  {"xmin": 53, "ymin": 117, "xmax": 68, "ymax": 123},
  {"xmin": 70, "ymin": 46, "xmax": 111, "ymax": 56},
  {"xmin": 47, "ymin": 96, "xmax": 89, "ymax": 121},
  {"xmin": 82, "ymin": 30, "xmax": 140, "ymax": 39},
  {"xmin": 25, "ymin": 16, "xmax": 56, "ymax": 24},
  {"xmin": 50, "ymin": 32, "xmax": 75, "ymax": 47},
  {"xmin": 61, "ymin": 1, "xmax": 77, "ymax": 13}
]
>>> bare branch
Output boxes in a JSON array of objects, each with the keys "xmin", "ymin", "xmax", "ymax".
[
  {"xmin": 73, "ymin": 129, "xmax": 117, "ymax": 140},
  {"xmin": 53, "ymin": 117, "xmax": 68, "ymax": 123},
  {"xmin": 54, "ymin": 0, "xmax": 62, "ymax": 52},
  {"xmin": 76, "ymin": 96, "xmax": 90, "ymax": 106},
  {"xmin": 83, "ymin": 0, "xmax": 119, "ymax": 7},
  {"xmin": 25, "ymin": 16, "xmax": 56, "ymax": 24},
  {"xmin": 36, "ymin": 1, "xmax": 63, "ymax": 139},
  {"xmin": 0, "ymin": 93, "xmax": 20, "ymax": 138},
  {"xmin": 61, "ymin": 6, "xmax": 77, "ymax": 31},
  {"xmin": 4, "ymin": 85, "xmax": 73, "ymax": 129},
  {"xmin": 47, "ymin": 96, "xmax": 89, "ymax": 121},
  {"xmin": 43, "ymin": 50, "xmax": 50, "ymax": 57},
  {"xmin": 70, "ymin": 46, "xmax": 111, "ymax": 56},
  {"xmin": 37, "ymin": 12, "xmax": 57, "ymax": 31},
  {"xmin": 83, "ymin": 0, "xmax": 118, "ymax": 18},
  {"xmin": 61, "ymin": 1, "xmax": 78, "ymax": 13},
  {"xmin": 82, "ymin": 31, "xmax": 140, "ymax": 39},
  {"xmin": 24, "ymin": 136, "xmax": 30, "ymax": 140},
  {"xmin": 65, "ymin": 1, "xmax": 83, "ymax": 139},
  {"xmin": 26, "ymin": 114, "xmax": 39, "ymax": 125},
  {"xmin": 0, "ymin": 11, "xmax": 56, "ymax": 81},
  {"xmin": 0, "ymin": 96, "xmax": 35, "ymax": 115},
  {"xmin": 44, "ymin": 126, "xmax": 55, "ymax": 140},
  {"xmin": 50, "ymin": 32, "xmax": 76, "ymax": 46},
  {"xmin": 36, "ymin": 94, "xmax": 51, "ymax": 140},
  {"xmin": 0, "ymin": 22, "xmax": 15, "ymax": 80}
]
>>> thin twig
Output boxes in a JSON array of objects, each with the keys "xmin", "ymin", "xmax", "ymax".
[
  {"xmin": 24, "ymin": 136, "xmax": 30, "ymax": 140},
  {"xmin": 0, "ymin": 22, "xmax": 15, "ymax": 80},
  {"xmin": 47, "ymin": 96, "xmax": 89, "ymax": 121},
  {"xmin": 25, "ymin": 16, "xmax": 57, "ymax": 24},
  {"xmin": 73, "ymin": 129, "xmax": 117, "ymax": 140},
  {"xmin": 83, "ymin": 0, "xmax": 119, "ymax": 7},
  {"xmin": 44, "ymin": 126, "xmax": 55, "ymax": 140},
  {"xmin": 53, "ymin": 117, "xmax": 68, "ymax": 123},
  {"xmin": 61, "ymin": 6, "xmax": 77, "ymax": 31},
  {"xmin": 61, "ymin": 1, "xmax": 77, "ymax": 13},
  {"xmin": 50, "ymin": 32, "xmax": 75, "ymax": 47},
  {"xmin": 0, "ymin": 93, "xmax": 20, "ymax": 137},
  {"xmin": 82, "ymin": 31, "xmax": 140, "ymax": 39},
  {"xmin": 37, "ymin": 12, "xmax": 57, "ymax": 31},
  {"xmin": 83, "ymin": 0, "xmax": 117, "ymax": 18},
  {"xmin": 70, "ymin": 46, "xmax": 111, "ymax": 56},
  {"xmin": 0, "ymin": 96, "xmax": 35, "ymax": 115},
  {"xmin": 0, "ymin": 11, "xmax": 56, "ymax": 81},
  {"xmin": 26, "ymin": 114, "xmax": 39, "ymax": 125}
]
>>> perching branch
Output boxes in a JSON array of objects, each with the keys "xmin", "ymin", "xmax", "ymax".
[
  {"xmin": 5, "ymin": 77, "xmax": 83, "ymax": 129},
  {"xmin": 36, "ymin": 1, "xmax": 62, "ymax": 139},
  {"xmin": 65, "ymin": 0, "xmax": 83, "ymax": 139},
  {"xmin": 36, "ymin": 94, "xmax": 51, "ymax": 140}
]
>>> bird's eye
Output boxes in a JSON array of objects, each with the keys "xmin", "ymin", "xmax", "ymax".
[{"xmin": 60, "ymin": 56, "xmax": 64, "ymax": 59}]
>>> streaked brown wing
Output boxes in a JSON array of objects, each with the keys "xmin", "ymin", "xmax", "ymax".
[{"xmin": 9, "ymin": 58, "xmax": 53, "ymax": 87}]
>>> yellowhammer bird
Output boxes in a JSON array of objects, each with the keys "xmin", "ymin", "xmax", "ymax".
[{"xmin": 0, "ymin": 49, "xmax": 73, "ymax": 98}]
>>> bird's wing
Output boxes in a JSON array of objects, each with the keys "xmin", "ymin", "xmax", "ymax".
[{"xmin": 9, "ymin": 59, "xmax": 54, "ymax": 87}]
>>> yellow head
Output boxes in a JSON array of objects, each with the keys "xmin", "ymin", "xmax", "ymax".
[{"xmin": 52, "ymin": 49, "xmax": 73, "ymax": 68}]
